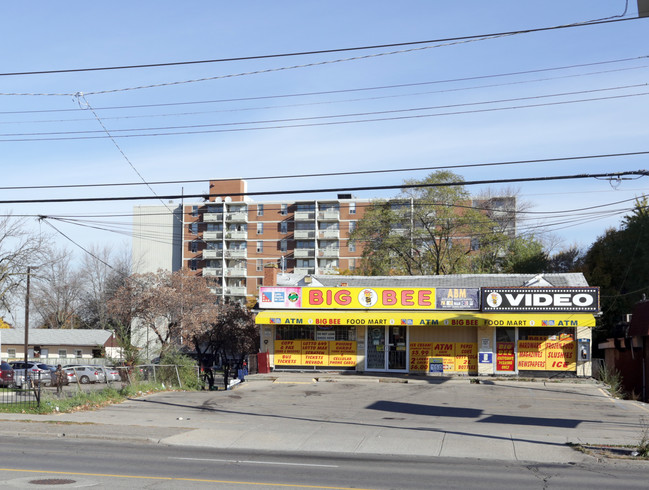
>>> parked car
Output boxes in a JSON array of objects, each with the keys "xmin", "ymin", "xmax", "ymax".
[
  {"xmin": 63, "ymin": 367, "xmax": 77, "ymax": 384},
  {"xmin": 0, "ymin": 361, "xmax": 14, "ymax": 387},
  {"xmin": 62, "ymin": 365, "xmax": 100, "ymax": 384},
  {"xmin": 98, "ymin": 366, "xmax": 121, "ymax": 383},
  {"xmin": 9, "ymin": 361, "xmax": 52, "ymax": 387}
]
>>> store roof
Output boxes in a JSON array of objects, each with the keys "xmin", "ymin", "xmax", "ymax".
[
  {"xmin": 0, "ymin": 329, "xmax": 114, "ymax": 346},
  {"xmin": 277, "ymin": 273, "xmax": 590, "ymax": 289}
]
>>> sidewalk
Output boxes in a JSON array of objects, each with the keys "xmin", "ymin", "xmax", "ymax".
[{"xmin": 0, "ymin": 372, "xmax": 647, "ymax": 464}]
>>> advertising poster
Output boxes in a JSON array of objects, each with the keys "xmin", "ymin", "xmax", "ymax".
[
  {"xmin": 433, "ymin": 342, "xmax": 456, "ymax": 372},
  {"xmin": 517, "ymin": 340, "xmax": 546, "ymax": 370},
  {"xmin": 274, "ymin": 340, "xmax": 302, "ymax": 365},
  {"xmin": 259, "ymin": 287, "xmax": 302, "ymax": 308},
  {"xmin": 302, "ymin": 341, "xmax": 329, "ymax": 366},
  {"xmin": 329, "ymin": 341, "xmax": 357, "ymax": 367},
  {"xmin": 455, "ymin": 343, "xmax": 478, "ymax": 372},
  {"xmin": 496, "ymin": 342, "xmax": 515, "ymax": 371},
  {"xmin": 545, "ymin": 340, "xmax": 576, "ymax": 371},
  {"xmin": 409, "ymin": 342, "xmax": 434, "ymax": 371}
]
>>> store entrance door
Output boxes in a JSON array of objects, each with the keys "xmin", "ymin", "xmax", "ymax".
[
  {"xmin": 388, "ymin": 325, "xmax": 407, "ymax": 371},
  {"xmin": 366, "ymin": 325, "xmax": 408, "ymax": 372}
]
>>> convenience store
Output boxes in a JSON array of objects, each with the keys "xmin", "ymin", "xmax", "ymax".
[{"xmin": 255, "ymin": 274, "xmax": 599, "ymax": 377}]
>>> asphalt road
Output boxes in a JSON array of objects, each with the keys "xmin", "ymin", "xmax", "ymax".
[{"xmin": 1, "ymin": 436, "xmax": 649, "ymax": 489}]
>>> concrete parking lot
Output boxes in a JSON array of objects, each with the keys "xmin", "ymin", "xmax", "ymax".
[{"xmin": 1, "ymin": 373, "xmax": 648, "ymax": 464}]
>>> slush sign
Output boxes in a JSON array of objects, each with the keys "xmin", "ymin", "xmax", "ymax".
[{"xmin": 481, "ymin": 288, "xmax": 599, "ymax": 312}]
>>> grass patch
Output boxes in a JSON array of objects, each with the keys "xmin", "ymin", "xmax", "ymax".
[{"xmin": 0, "ymin": 382, "xmax": 175, "ymax": 415}]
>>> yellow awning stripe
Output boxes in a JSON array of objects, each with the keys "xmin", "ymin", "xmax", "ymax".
[{"xmin": 255, "ymin": 310, "xmax": 595, "ymax": 328}]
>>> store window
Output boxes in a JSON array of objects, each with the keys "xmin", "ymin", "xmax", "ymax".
[
  {"xmin": 275, "ymin": 325, "xmax": 355, "ymax": 341},
  {"xmin": 58, "ymin": 349, "xmax": 67, "ymax": 358}
]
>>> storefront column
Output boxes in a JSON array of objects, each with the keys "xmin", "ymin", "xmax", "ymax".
[
  {"xmin": 477, "ymin": 325, "xmax": 494, "ymax": 376},
  {"xmin": 356, "ymin": 325, "xmax": 366, "ymax": 372}
]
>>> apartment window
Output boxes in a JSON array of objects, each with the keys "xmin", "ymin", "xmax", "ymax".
[
  {"xmin": 296, "ymin": 240, "xmax": 315, "ymax": 249},
  {"xmin": 207, "ymin": 223, "xmax": 223, "ymax": 231},
  {"xmin": 206, "ymin": 241, "xmax": 223, "ymax": 250},
  {"xmin": 190, "ymin": 222, "xmax": 198, "ymax": 235},
  {"xmin": 190, "ymin": 241, "xmax": 199, "ymax": 253},
  {"xmin": 191, "ymin": 205, "xmax": 199, "ymax": 217},
  {"xmin": 58, "ymin": 349, "xmax": 67, "ymax": 358},
  {"xmin": 189, "ymin": 259, "xmax": 198, "ymax": 270},
  {"xmin": 256, "ymin": 259, "xmax": 263, "ymax": 271},
  {"xmin": 75, "ymin": 350, "xmax": 82, "ymax": 359},
  {"xmin": 349, "ymin": 202, "xmax": 356, "ymax": 214},
  {"xmin": 257, "ymin": 204, "xmax": 264, "ymax": 216},
  {"xmin": 257, "ymin": 222, "xmax": 264, "ymax": 234},
  {"xmin": 349, "ymin": 221, "xmax": 357, "ymax": 233},
  {"xmin": 8, "ymin": 348, "xmax": 16, "ymax": 358},
  {"xmin": 280, "ymin": 221, "xmax": 288, "ymax": 234},
  {"xmin": 256, "ymin": 241, "xmax": 263, "ymax": 253},
  {"xmin": 296, "ymin": 259, "xmax": 315, "ymax": 268},
  {"xmin": 280, "ymin": 239, "xmax": 287, "ymax": 252},
  {"xmin": 348, "ymin": 241, "xmax": 356, "ymax": 252},
  {"xmin": 281, "ymin": 203, "xmax": 288, "ymax": 215}
]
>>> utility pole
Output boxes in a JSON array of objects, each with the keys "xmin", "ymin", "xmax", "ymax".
[
  {"xmin": 639, "ymin": 1, "xmax": 649, "ymax": 18},
  {"xmin": 23, "ymin": 266, "xmax": 32, "ymax": 366}
]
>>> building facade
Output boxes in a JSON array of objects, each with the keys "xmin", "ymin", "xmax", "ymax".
[
  {"xmin": 255, "ymin": 273, "xmax": 598, "ymax": 377},
  {"xmin": 182, "ymin": 180, "xmax": 370, "ymax": 303}
]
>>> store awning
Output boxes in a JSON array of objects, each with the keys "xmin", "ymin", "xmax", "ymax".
[{"xmin": 255, "ymin": 310, "xmax": 596, "ymax": 328}]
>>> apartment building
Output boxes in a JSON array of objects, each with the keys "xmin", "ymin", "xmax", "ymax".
[{"xmin": 182, "ymin": 180, "xmax": 370, "ymax": 303}]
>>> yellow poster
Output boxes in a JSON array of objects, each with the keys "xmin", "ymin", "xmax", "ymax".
[
  {"xmin": 329, "ymin": 341, "xmax": 357, "ymax": 367},
  {"xmin": 409, "ymin": 342, "xmax": 434, "ymax": 371},
  {"xmin": 545, "ymin": 340, "xmax": 576, "ymax": 371},
  {"xmin": 433, "ymin": 342, "xmax": 456, "ymax": 372},
  {"xmin": 302, "ymin": 340, "xmax": 329, "ymax": 366},
  {"xmin": 455, "ymin": 343, "xmax": 478, "ymax": 372},
  {"xmin": 517, "ymin": 340, "xmax": 546, "ymax": 370},
  {"xmin": 274, "ymin": 340, "xmax": 302, "ymax": 365}
]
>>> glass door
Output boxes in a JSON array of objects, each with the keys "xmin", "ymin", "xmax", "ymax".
[
  {"xmin": 366, "ymin": 326, "xmax": 386, "ymax": 370},
  {"xmin": 388, "ymin": 326, "xmax": 407, "ymax": 371}
]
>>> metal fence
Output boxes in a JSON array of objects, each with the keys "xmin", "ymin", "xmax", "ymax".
[{"xmin": 0, "ymin": 373, "xmax": 43, "ymax": 409}]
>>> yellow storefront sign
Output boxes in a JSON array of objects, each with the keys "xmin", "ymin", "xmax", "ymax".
[
  {"xmin": 302, "ymin": 287, "xmax": 436, "ymax": 309},
  {"xmin": 256, "ymin": 310, "xmax": 596, "ymax": 327}
]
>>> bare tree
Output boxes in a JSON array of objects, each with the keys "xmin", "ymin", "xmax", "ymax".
[
  {"xmin": 79, "ymin": 245, "xmax": 131, "ymax": 329},
  {"xmin": 108, "ymin": 269, "xmax": 219, "ymax": 357},
  {"xmin": 31, "ymin": 249, "xmax": 84, "ymax": 329},
  {"xmin": 0, "ymin": 214, "xmax": 50, "ymax": 322}
]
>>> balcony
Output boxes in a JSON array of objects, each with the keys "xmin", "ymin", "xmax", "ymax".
[
  {"xmin": 209, "ymin": 287, "xmax": 223, "ymax": 295},
  {"xmin": 203, "ymin": 213, "xmax": 223, "ymax": 222},
  {"xmin": 203, "ymin": 250, "xmax": 223, "ymax": 259},
  {"xmin": 225, "ymin": 230, "xmax": 247, "ymax": 240},
  {"xmin": 318, "ymin": 229, "xmax": 339, "ymax": 239},
  {"xmin": 224, "ymin": 249, "xmax": 247, "ymax": 259},
  {"xmin": 202, "ymin": 267, "xmax": 222, "ymax": 277},
  {"xmin": 294, "ymin": 249, "xmax": 315, "ymax": 258},
  {"xmin": 225, "ymin": 267, "xmax": 247, "ymax": 277},
  {"xmin": 226, "ymin": 286, "xmax": 247, "ymax": 296},
  {"xmin": 294, "ymin": 230, "xmax": 315, "ymax": 239},
  {"xmin": 226, "ymin": 212, "xmax": 248, "ymax": 222},
  {"xmin": 318, "ymin": 210, "xmax": 340, "ymax": 220},
  {"xmin": 203, "ymin": 231, "xmax": 223, "ymax": 241},
  {"xmin": 294, "ymin": 211, "xmax": 315, "ymax": 220},
  {"xmin": 318, "ymin": 248, "xmax": 339, "ymax": 258}
]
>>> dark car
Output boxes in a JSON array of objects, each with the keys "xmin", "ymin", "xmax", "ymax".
[{"xmin": 0, "ymin": 361, "xmax": 15, "ymax": 387}]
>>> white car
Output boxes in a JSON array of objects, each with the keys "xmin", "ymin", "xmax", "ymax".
[
  {"xmin": 62, "ymin": 365, "xmax": 101, "ymax": 384},
  {"xmin": 9, "ymin": 361, "xmax": 51, "ymax": 388}
]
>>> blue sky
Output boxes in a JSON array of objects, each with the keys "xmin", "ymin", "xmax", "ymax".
[{"xmin": 1, "ymin": 1, "xmax": 648, "ymax": 257}]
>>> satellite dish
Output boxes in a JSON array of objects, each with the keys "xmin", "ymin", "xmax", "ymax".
[
  {"xmin": 225, "ymin": 196, "xmax": 232, "ymax": 203},
  {"xmin": 215, "ymin": 197, "xmax": 222, "ymax": 203}
]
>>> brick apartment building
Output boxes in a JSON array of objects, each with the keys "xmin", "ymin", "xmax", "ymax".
[{"xmin": 133, "ymin": 179, "xmax": 516, "ymax": 305}]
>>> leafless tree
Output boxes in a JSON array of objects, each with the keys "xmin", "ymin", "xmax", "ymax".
[
  {"xmin": 0, "ymin": 214, "xmax": 50, "ymax": 323},
  {"xmin": 31, "ymin": 249, "xmax": 84, "ymax": 329}
]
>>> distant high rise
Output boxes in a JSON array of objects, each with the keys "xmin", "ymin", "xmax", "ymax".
[{"xmin": 132, "ymin": 204, "xmax": 183, "ymax": 274}]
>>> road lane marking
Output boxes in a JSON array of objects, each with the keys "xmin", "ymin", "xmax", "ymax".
[
  {"xmin": 0, "ymin": 468, "xmax": 372, "ymax": 489},
  {"xmin": 170, "ymin": 457, "xmax": 339, "ymax": 468}
]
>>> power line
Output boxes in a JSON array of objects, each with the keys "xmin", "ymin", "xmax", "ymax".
[
  {"xmin": 6, "ymin": 170, "xmax": 646, "ymax": 205},
  {"xmin": 0, "ymin": 16, "xmax": 640, "ymax": 78}
]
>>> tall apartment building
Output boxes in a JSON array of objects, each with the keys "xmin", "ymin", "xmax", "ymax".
[
  {"xmin": 182, "ymin": 180, "xmax": 370, "ymax": 303},
  {"xmin": 132, "ymin": 204, "xmax": 183, "ymax": 274}
]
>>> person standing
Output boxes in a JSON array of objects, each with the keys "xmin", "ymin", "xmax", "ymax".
[{"xmin": 55, "ymin": 365, "xmax": 65, "ymax": 394}]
